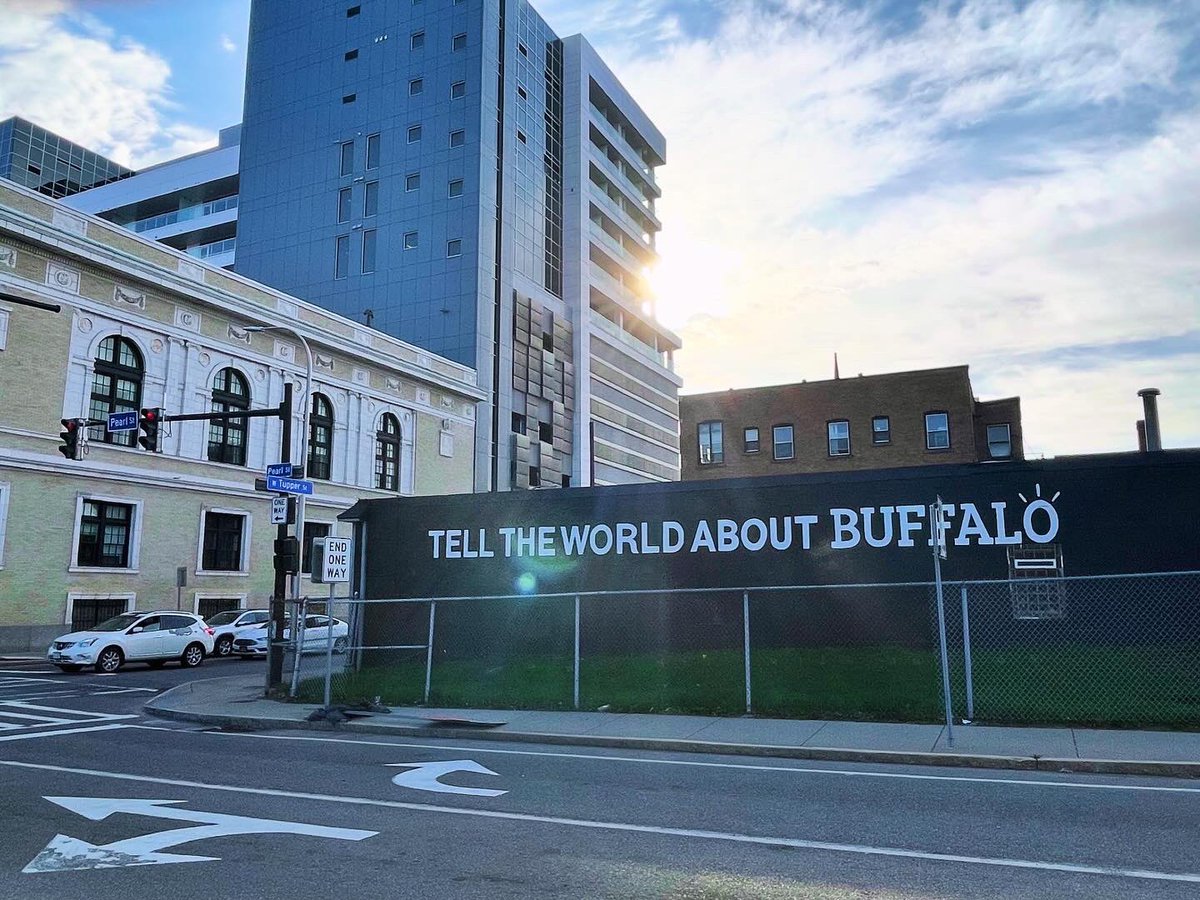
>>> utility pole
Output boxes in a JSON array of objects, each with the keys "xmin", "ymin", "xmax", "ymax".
[{"xmin": 268, "ymin": 382, "xmax": 294, "ymax": 691}]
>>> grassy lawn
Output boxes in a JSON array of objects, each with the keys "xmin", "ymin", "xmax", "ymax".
[{"xmin": 299, "ymin": 643, "xmax": 1200, "ymax": 728}]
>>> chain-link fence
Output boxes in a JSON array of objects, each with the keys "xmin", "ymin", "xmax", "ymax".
[{"xmin": 292, "ymin": 571, "xmax": 1200, "ymax": 729}]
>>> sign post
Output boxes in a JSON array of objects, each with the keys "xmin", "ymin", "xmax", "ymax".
[
  {"xmin": 312, "ymin": 537, "xmax": 352, "ymax": 707},
  {"xmin": 932, "ymin": 496, "xmax": 954, "ymax": 746}
]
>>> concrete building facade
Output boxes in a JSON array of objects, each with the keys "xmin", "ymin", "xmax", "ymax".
[
  {"xmin": 0, "ymin": 180, "xmax": 481, "ymax": 652},
  {"xmin": 233, "ymin": 0, "xmax": 682, "ymax": 491},
  {"xmin": 680, "ymin": 366, "xmax": 1023, "ymax": 481}
]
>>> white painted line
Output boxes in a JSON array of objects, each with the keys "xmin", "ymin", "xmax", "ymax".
[
  {"xmin": 0, "ymin": 724, "xmax": 130, "ymax": 742},
  {"xmin": 0, "ymin": 758, "xmax": 1195, "ymax": 884},
  {"xmin": 191, "ymin": 730, "xmax": 1200, "ymax": 796},
  {"xmin": 0, "ymin": 712, "xmax": 79, "ymax": 725},
  {"xmin": 0, "ymin": 701, "xmax": 137, "ymax": 721}
]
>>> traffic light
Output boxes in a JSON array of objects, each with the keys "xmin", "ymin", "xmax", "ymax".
[
  {"xmin": 138, "ymin": 407, "xmax": 161, "ymax": 452},
  {"xmin": 273, "ymin": 537, "xmax": 300, "ymax": 574},
  {"xmin": 58, "ymin": 418, "xmax": 83, "ymax": 460}
]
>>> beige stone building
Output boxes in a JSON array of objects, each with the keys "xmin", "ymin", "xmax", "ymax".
[{"xmin": 0, "ymin": 181, "xmax": 483, "ymax": 652}]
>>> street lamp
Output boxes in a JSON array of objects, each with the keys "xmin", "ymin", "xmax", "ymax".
[{"xmin": 245, "ymin": 324, "xmax": 313, "ymax": 696}]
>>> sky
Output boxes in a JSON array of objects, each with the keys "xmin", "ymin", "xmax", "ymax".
[{"xmin": 0, "ymin": 0, "xmax": 1197, "ymax": 458}]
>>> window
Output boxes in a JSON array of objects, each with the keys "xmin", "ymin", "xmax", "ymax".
[
  {"xmin": 512, "ymin": 412, "xmax": 526, "ymax": 434},
  {"xmin": 407, "ymin": 124, "xmax": 422, "ymax": 143},
  {"xmin": 518, "ymin": 42, "xmax": 528, "ymax": 56},
  {"xmin": 403, "ymin": 231, "xmax": 418, "ymax": 250},
  {"xmin": 197, "ymin": 597, "xmax": 242, "ymax": 620},
  {"xmin": 405, "ymin": 172, "xmax": 420, "ymax": 192},
  {"xmin": 339, "ymin": 141, "xmax": 354, "ymax": 176},
  {"xmin": 302, "ymin": 522, "xmax": 332, "ymax": 574},
  {"xmin": 697, "ymin": 421, "xmax": 723, "ymax": 465},
  {"xmin": 449, "ymin": 129, "xmax": 465, "ymax": 147},
  {"xmin": 448, "ymin": 179, "xmax": 463, "ymax": 197},
  {"xmin": 987, "ymin": 423, "xmax": 1012, "ymax": 459},
  {"xmin": 375, "ymin": 413, "xmax": 401, "ymax": 491},
  {"xmin": 346, "ymin": 5, "xmax": 360, "ymax": 16},
  {"xmin": 364, "ymin": 181, "xmax": 378, "ymax": 217},
  {"xmin": 872, "ymin": 416, "xmax": 891, "ymax": 445},
  {"xmin": 538, "ymin": 421, "xmax": 553, "ymax": 444},
  {"xmin": 309, "ymin": 393, "xmax": 334, "ymax": 480},
  {"xmin": 207, "ymin": 368, "xmax": 250, "ymax": 466},
  {"xmin": 925, "ymin": 412, "xmax": 950, "ymax": 450},
  {"xmin": 335, "ymin": 235, "xmax": 350, "ymax": 278},
  {"xmin": 410, "ymin": 30, "xmax": 425, "ymax": 49},
  {"xmin": 344, "ymin": 49, "xmax": 358, "ymax": 61},
  {"xmin": 202, "ymin": 512, "xmax": 246, "ymax": 571},
  {"xmin": 517, "ymin": 85, "xmax": 527, "ymax": 100},
  {"xmin": 70, "ymin": 597, "xmax": 133, "ymax": 632},
  {"xmin": 451, "ymin": 80, "xmax": 466, "ymax": 99},
  {"xmin": 828, "ymin": 420, "xmax": 850, "ymax": 456},
  {"xmin": 517, "ymin": 130, "xmax": 526, "ymax": 144},
  {"xmin": 743, "ymin": 427, "xmax": 759, "ymax": 453},
  {"xmin": 361, "ymin": 229, "xmax": 377, "ymax": 274},
  {"xmin": 446, "ymin": 239, "xmax": 462, "ymax": 257},
  {"xmin": 337, "ymin": 187, "xmax": 351, "ymax": 223},
  {"xmin": 77, "ymin": 500, "xmax": 133, "ymax": 568},
  {"xmin": 342, "ymin": 94, "xmax": 356, "ymax": 104},
  {"xmin": 366, "ymin": 133, "xmax": 380, "ymax": 169},
  {"xmin": 408, "ymin": 78, "xmax": 423, "ymax": 96},
  {"xmin": 89, "ymin": 336, "xmax": 143, "ymax": 447},
  {"xmin": 773, "ymin": 425, "xmax": 794, "ymax": 460},
  {"xmin": 453, "ymin": 32, "xmax": 467, "ymax": 51},
  {"xmin": 529, "ymin": 466, "xmax": 541, "ymax": 487}
]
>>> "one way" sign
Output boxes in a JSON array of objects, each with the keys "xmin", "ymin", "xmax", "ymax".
[{"xmin": 313, "ymin": 536, "xmax": 352, "ymax": 584}]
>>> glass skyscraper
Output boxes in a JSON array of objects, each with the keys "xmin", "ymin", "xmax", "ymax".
[
  {"xmin": 235, "ymin": 0, "xmax": 682, "ymax": 491},
  {"xmin": 0, "ymin": 117, "xmax": 133, "ymax": 200}
]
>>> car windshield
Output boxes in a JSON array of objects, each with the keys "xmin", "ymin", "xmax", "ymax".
[
  {"xmin": 90, "ymin": 613, "xmax": 143, "ymax": 632},
  {"xmin": 206, "ymin": 611, "xmax": 240, "ymax": 626}
]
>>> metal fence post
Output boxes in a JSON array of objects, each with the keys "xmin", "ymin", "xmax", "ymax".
[
  {"xmin": 960, "ymin": 584, "xmax": 975, "ymax": 722},
  {"xmin": 573, "ymin": 595, "xmax": 581, "ymax": 710},
  {"xmin": 323, "ymin": 583, "xmax": 335, "ymax": 708},
  {"xmin": 934, "ymin": 556, "xmax": 954, "ymax": 746},
  {"xmin": 423, "ymin": 599, "xmax": 437, "ymax": 704},
  {"xmin": 743, "ymin": 590, "xmax": 752, "ymax": 715}
]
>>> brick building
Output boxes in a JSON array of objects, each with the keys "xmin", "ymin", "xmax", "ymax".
[{"xmin": 680, "ymin": 366, "xmax": 1022, "ymax": 480}]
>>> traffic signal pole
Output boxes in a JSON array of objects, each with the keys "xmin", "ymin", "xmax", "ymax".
[{"xmin": 268, "ymin": 382, "xmax": 293, "ymax": 692}]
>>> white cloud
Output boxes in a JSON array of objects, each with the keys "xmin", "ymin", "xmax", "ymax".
[
  {"xmin": 0, "ymin": 0, "xmax": 215, "ymax": 168},
  {"xmin": 592, "ymin": 0, "xmax": 1200, "ymax": 454},
  {"xmin": 220, "ymin": 33, "xmax": 237, "ymax": 54}
]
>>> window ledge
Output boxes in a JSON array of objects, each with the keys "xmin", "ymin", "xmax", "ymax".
[
  {"xmin": 68, "ymin": 566, "xmax": 138, "ymax": 575},
  {"xmin": 194, "ymin": 570, "xmax": 250, "ymax": 577}
]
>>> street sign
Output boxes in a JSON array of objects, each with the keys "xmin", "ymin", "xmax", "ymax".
[
  {"xmin": 314, "ymin": 536, "xmax": 352, "ymax": 584},
  {"xmin": 266, "ymin": 462, "xmax": 293, "ymax": 478},
  {"xmin": 933, "ymin": 496, "xmax": 948, "ymax": 561},
  {"xmin": 270, "ymin": 496, "xmax": 288, "ymax": 525},
  {"xmin": 106, "ymin": 410, "xmax": 137, "ymax": 432},
  {"xmin": 266, "ymin": 475, "xmax": 313, "ymax": 495}
]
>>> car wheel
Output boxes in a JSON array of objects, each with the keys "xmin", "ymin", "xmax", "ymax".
[
  {"xmin": 55, "ymin": 664, "xmax": 83, "ymax": 673},
  {"xmin": 95, "ymin": 647, "xmax": 123, "ymax": 673},
  {"xmin": 333, "ymin": 637, "xmax": 348, "ymax": 655},
  {"xmin": 147, "ymin": 660, "xmax": 166, "ymax": 668},
  {"xmin": 214, "ymin": 635, "xmax": 233, "ymax": 657},
  {"xmin": 180, "ymin": 643, "xmax": 205, "ymax": 668}
]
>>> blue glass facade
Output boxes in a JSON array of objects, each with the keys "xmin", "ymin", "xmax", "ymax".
[{"xmin": 0, "ymin": 117, "xmax": 133, "ymax": 199}]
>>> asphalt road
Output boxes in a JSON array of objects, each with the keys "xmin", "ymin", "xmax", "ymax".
[{"xmin": 0, "ymin": 658, "xmax": 1197, "ymax": 899}]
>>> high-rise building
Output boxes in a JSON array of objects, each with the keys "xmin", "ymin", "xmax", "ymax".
[
  {"xmin": 66, "ymin": 125, "xmax": 242, "ymax": 269},
  {"xmin": 235, "ymin": 0, "xmax": 682, "ymax": 491},
  {"xmin": 0, "ymin": 116, "xmax": 133, "ymax": 199}
]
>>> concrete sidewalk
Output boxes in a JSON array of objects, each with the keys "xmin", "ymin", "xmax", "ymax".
[{"xmin": 145, "ymin": 674, "xmax": 1200, "ymax": 778}]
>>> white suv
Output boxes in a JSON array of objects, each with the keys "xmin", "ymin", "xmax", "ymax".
[
  {"xmin": 204, "ymin": 608, "xmax": 271, "ymax": 657},
  {"xmin": 48, "ymin": 611, "xmax": 215, "ymax": 673}
]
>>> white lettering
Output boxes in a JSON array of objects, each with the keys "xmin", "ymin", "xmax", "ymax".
[
  {"xmin": 992, "ymin": 502, "xmax": 1022, "ymax": 545},
  {"xmin": 616, "ymin": 523, "xmax": 639, "ymax": 554},
  {"xmin": 445, "ymin": 530, "xmax": 462, "ymax": 559},
  {"xmin": 831, "ymin": 508, "xmax": 861, "ymax": 549},
  {"xmin": 861, "ymin": 507, "xmax": 895, "ymax": 548},
  {"xmin": 716, "ymin": 519, "xmax": 739, "ymax": 552},
  {"xmin": 498, "ymin": 527, "xmax": 516, "ymax": 557},
  {"xmin": 928, "ymin": 504, "xmax": 957, "ymax": 547},
  {"xmin": 740, "ymin": 518, "xmax": 768, "ymax": 551},
  {"xmin": 428, "ymin": 530, "xmax": 446, "ymax": 559},
  {"xmin": 770, "ymin": 517, "xmax": 793, "ymax": 550},
  {"xmin": 690, "ymin": 520, "xmax": 716, "ymax": 553},
  {"xmin": 895, "ymin": 505, "xmax": 925, "ymax": 548},
  {"xmin": 537, "ymin": 526, "xmax": 556, "ymax": 557},
  {"xmin": 1023, "ymin": 499, "xmax": 1060, "ymax": 543},
  {"xmin": 589, "ymin": 524, "xmax": 614, "ymax": 555},
  {"xmin": 662, "ymin": 521, "xmax": 685, "ymax": 553},
  {"xmin": 561, "ymin": 525, "xmax": 589, "ymax": 555},
  {"xmin": 794, "ymin": 515, "xmax": 817, "ymax": 549},
  {"xmin": 640, "ymin": 522, "xmax": 661, "ymax": 554},
  {"xmin": 954, "ymin": 504, "xmax": 994, "ymax": 546},
  {"xmin": 478, "ymin": 528, "xmax": 494, "ymax": 558},
  {"xmin": 515, "ymin": 527, "xmax": 536, "ymax": 557},
  {"xmin": 460, "ymin": 529, "xmax": 478, "ymax": 559}
]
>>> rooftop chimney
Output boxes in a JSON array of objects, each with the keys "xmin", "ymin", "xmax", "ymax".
[
  {"xmin": 1137, "ymin": 388, "xmax": 1162, "ymax": 451},
  {"xmin": 1136, "ymin": 420, "xmax": 1147, "ymax": 453}
]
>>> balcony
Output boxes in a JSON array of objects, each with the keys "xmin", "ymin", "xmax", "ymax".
[
  {"xmin": 589, "ymin": 218, "xmax": 648, "ymax": 272},
  {"xmin": 186, "ymin": 237, "xmax": 236, "ymax": 269},
  {"xmin": 590, "ymin": 308, "xmax": 669, "ymax": 369},
  {"xmin": 589, "ymin": 106, "xmax": 659, "ymax": 186},
  {"xmin": 128, "ymin": 195, "xmax": 239, "ymax": 243}
]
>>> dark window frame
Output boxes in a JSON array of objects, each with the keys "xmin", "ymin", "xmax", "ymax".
[
  {"xmin": 366, "ymin": 133, "xmax": 381, "ymax": 170},
  {"xmin": 772, "ymin": 423, "xmax": 795, "ymax": 461},
  {"xmin": 302, "ymin": 522, "xmax": 332, "ymax": 574},
  {"xmin": 207, "ymin": 367, "xmax": 250, "ymax": 466},
  {"xmin": 361, "ymin": 228, "xmax": 377, "ymax": 274},
  {"xmin": 827, "ymin": 419, "xmax": 851, "ymax": 457},
  {"xmin": 375, "ymin": 413, "xmax": 401, "ymax": 491},
  {"xmin": 743, "ymin": 426, "xmax": 759, "ymax": 453},
  {"xmin": 697, "ymin": 420, "xmax": 724, "ymax": 466},
  {"xmin": 77, "ymin": 499, "xmax": 134, "ymax": 568},
  {"xmin": 309, "ymin": 393, "xmax": 334, "ymax": 480},
  {"xmin": 925, "ymin": 411, "xmax": 951, "ymax": 451},
  {"xmin": 872, "ymin": 415, "xmax": 891, "ymax": 445},
  {"xmin": 339, "ymin": 141, "xmax": 354, "ymax": 176},
  {"xmin": 987, "ymin": 422, "xmax": 1012, "ymax": 459},
  {"xmin": 201, "ymin": 511, "xmax": 246, "ymax": 572},
  {"xmin": 88, "ymin": 336, "xmax": 143, "ymax": 447}
]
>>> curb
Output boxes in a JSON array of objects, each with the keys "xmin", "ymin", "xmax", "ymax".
[{"xmin": 144, "ymin": 694, "xmax": 1200, "ymax": 780}]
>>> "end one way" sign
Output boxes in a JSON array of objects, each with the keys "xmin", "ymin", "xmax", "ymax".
[{"xmin": 314, "ymin": 537, "xmax": 352, "ymax": 584}]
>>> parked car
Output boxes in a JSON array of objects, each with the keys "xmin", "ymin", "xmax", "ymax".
[
  {"xmin": 47, "ymin": 611, "xmax": 215, "ymax": 673},
  {"xmin": 232, "ymin": 615, "xmax": 349, "ymax": 658},
  {"xmin": 204, "ymin": 608, "xmax": 271, "ymax": 657}
]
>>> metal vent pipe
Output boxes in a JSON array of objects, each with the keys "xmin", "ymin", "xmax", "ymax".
[{"xmin": 1137, "ymin": 388, "xmax": 1162, "ymax": 451}]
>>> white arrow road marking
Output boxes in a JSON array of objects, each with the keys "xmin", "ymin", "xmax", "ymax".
[
  {"xmin": 388, "ymin": 760, "xmax": 508, "ymax": 797},
  {"xmin": 23, "ymin": 797, "xmax": 377, "ymax": 873}
]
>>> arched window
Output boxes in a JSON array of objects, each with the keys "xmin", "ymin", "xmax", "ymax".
[
  {"xmin": 375, "ymin": 413, "xmax": 401, "ymax": 491},
  {"xmin": 308, "ymin": 393, "xmax": 334, "ymax": 480},
  {"xmin": 89, "ymin": 336, "xmax": 143, "ymax": 446},
  {"xmin": 208, "ymin": 368, "xmax": 250, "ymax": 465}
]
